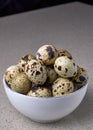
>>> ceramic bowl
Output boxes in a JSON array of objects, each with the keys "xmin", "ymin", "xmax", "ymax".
[{"xmin": 3, "ymin": 76, "xmax": 88, "ymax": 123}]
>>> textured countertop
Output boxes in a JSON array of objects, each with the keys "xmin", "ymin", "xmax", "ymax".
[{"xmin": 0, "ymin": 2, "xmax": 93, "ymax": 130}]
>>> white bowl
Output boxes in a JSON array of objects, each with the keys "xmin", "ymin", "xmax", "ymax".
[{"xmin": 3, "ymin": 76, "xmax": 88, "ymax": 123}]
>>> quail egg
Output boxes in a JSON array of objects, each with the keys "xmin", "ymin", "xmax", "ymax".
[
  {"xmin": 54, "ymin": 56, "xmax": 77, "ymax": 78},
  {"xmin": 27, "ymin": 84, "xmax": 51, "ymax": 97},
  {"xmin": 5, "ymin": 65, "xmax": 23, "ymax": 86},
  {"xmin": 25, "ymin": 59, "xmax": 47, "ymax": 85},
  {"xmin": 52, "ymin": 77, "xmax": 74, "ymax": 96},
  {"xmin": 19, "ymin": 54, "xmax": 35, "ymax": 71},
  {"xmin": 36, "ymin": 44, "xmax": 58, "ymax": 65},
  {"xmin": 11, "ymin": 72, "xmax": 31, "ymax": 94},
  {"xmin": 73, "ymin": 66, "xmax": 88, "ymax": 88}
]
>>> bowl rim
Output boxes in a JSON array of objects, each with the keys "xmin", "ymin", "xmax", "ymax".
[{"xmin": 3, "ymin": 75, "xmax": 88, "ymax": 100}]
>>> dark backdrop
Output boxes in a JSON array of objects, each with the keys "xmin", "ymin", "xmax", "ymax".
[{"xmin": 0, "ymin": 0, "xmax": 93, "ymax": 17}]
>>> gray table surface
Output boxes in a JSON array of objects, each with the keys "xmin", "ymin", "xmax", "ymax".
[{"xmin": 0, "ymin": 2, "xmax": 93, "ymax": 130}]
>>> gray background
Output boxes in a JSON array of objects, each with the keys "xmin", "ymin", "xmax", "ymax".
[{"xmin": 0, "ymin": 2, "xmax": 93, "ymax": 130}]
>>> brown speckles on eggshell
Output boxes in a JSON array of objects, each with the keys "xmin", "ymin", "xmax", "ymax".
[
  {"xmin": 36, "ymin": 71, "xmax": 41, "ymax": 75},
  {"xmin": 73, "ymin": 72, "xmax": 77, "ymax": 76},
  {"xmin": 68, "ymin": 56, "xmax": 72, "ymax": 60},
  {"xmin": 19, "ymin": 54, "xmax": 36, "ymax": 71},
  {"xmin": 27, "ymin": 83, "xmax": 51, "ymax": 97},
  {"xmin": 36, "ymin": 45, "xmax": 58, "ymax": 65},
  {"xmin": 72, "ymin": 66, "xmax": 88, "ymax": 88},
  {"xmin": 11, "ymin": 72, "xmax": 31, "ymax": 94},
  {"xmin": 79, "ymin": 76, "xmax": 86, "ymax": 82},
  {"xmin": 65, "ymin": 68, "xmax": 68, "ymax": 73},
  {"xmin": 40, "ymin": 67, "xmax": 43, "ymax": 72},
  {"xmin": 25, "ymin": 59, "xmax": 47, "ymax": 85},
  {"xmin": 54, "ymin": 56, "xmax": 77, "ymax": 78},
  {"xmin": 58, "ymin": 66, "xmax": 61, "ymax": 71},
  {"xmin": 73, "ymin": 63, "xmax": 75, "ymax": 66},
  {"xmin": 5, "ymin": 65, "xmax": 23, "ymax": 86},
  {"xmin": 58, "ymin": 49, "xmax": 72, "ymax": 59},
  {"xmin": 61, "ymin": 92, "xmax": 64, "ymax": 95},
  {"xmin": 52, "ymin": 78, "xmax": 74, "ymax": 96},
  {"xmin": 46, "ymin": 46, "xmax": 55, "ymax": 59},
  {"xmin": 22, "ymin": 55, "xmax": 29, "ymax": 62}
]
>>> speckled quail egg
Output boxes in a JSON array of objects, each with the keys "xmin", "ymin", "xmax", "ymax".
[
  {"xmin": 72, "ymin": 66, "xmax": 88, "ymax": 88},
  {"xmin": 36, "ymin": 44, "xmax": 58, "ymax": 65},
  {"xmin": 58, "ymin": 49, "xmax": 72, "ymax": 59},
  {"xmin": 52, "ymin": 77, "xmax": 74, "ymax": 96},
  {"xmin": 11, "ymin": 72, "xmax": 31, "ymax": 94},
  {"xmin": 46, "ymin": 66, "xmax": 58, "ymax": 84},
  {"xmin": 5, "ymin": 65, "xmax": 23, "ymax": 86},
  {"xmin": 25, "ymin": 59, "xmax": 47, "ymax": 85},
  {"xmin": 54, "ymin": 56, "xmax": 77, "ymax": 78},
  {"xmin": 19, "ymin": 54, "xmax": 36, "ymax": 71},
  {"xmin": 27, "ymin": 84, "xmax": 51, "ymax": 97}
]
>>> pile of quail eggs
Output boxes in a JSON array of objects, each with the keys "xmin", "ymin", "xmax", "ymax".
[{"xmin": 5, "ymin": 44, "xmax": 88, "ymax": 97}]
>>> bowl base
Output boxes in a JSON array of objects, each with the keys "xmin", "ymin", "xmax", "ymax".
[{"xmin": 30, "ymin": 118, "xmax": 62, "ymax": 123}]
